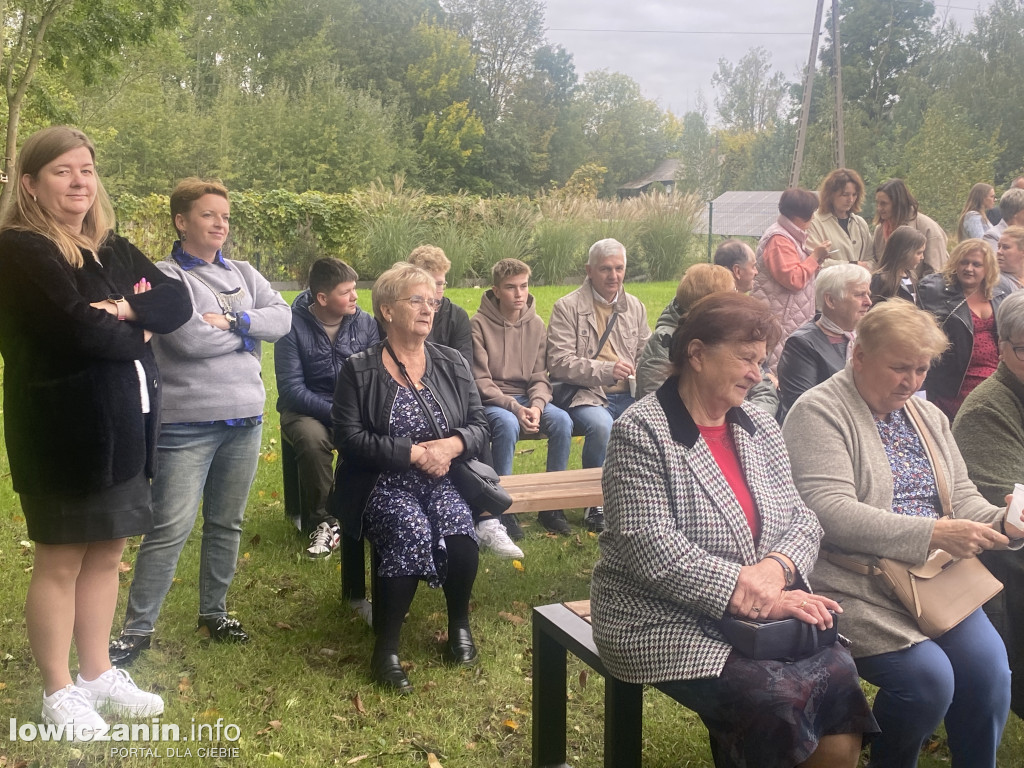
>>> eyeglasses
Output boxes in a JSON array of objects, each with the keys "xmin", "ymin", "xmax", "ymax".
[
  {"xmin": 435, "ymin": 281, "xmax": 448, "ymax": 289},
  {"xmin": 395, "ymin": 295, "xmax": 442, "ymax": 312},
  {"xmin": 1010, "ymin": 345, "xmax": 1024, "ymax": 362}
]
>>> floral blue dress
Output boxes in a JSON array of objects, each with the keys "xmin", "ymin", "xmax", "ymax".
[{"xmin": 363, "ymin": 384, "xmax": 476, "ymax": 587}]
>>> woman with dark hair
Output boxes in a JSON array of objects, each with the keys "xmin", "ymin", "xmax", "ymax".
[
  {"xmin": 0, "ymin": 126, "xmax": 191, "ymax": 732},
  {"xmin": 872, "ymin": 179, "xmax": 949, "ymax": 275},
  {"xmin": 110, "ymin": 178, "xmax": 291, "ymax": 665},
  {"xmin": 592, "ymin": 291, "xmax": 877, "ymax": 767},
  {"xmin": 918, "ymin": 238, "xmax": 1013, "ymax": 420},
  {"xmin": 957, "ymin": 183, "xmax": 996, "ymax": 242},
  {"xmin": 750, "ymin": 187, "xmax": 832, "ymax": 370},
  {"xmin": 870, "ymin": 225, "xmax": 927, "ymax": 304},
  {"xmin": 809, "ymin": 168, "xmax": 873, "ymax": 268}
]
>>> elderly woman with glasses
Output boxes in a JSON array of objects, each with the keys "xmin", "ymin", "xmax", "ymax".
[
  {"xmin": 954, "ymin": 290, "xmax": 1024, "ymax": 719},
  {"xmin": 331, "ymin": 263, "xmax": 490, "ymax": 694}
]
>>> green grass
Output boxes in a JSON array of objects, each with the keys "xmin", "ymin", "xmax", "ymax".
[{"xmin": 1, "ymin": 281, "xmax": 1022, "ymax": 767}]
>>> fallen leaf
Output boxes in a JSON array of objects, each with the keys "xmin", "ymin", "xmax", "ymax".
[
  {"xmin": 264, "ymin": 451, "xmax": 278, "ymax": 462},
  {"xmin": 579, "ymin": 669, "xmax": 589, "ymax": 690},
  {"xmin": 332, "ymin": 715, "xmax": 347, "ymax": 723},
  {"xmin": 267, "ymin": 752, "xmax": 284, "ymax": 760},
  {"xmin": 512, "ymin": 560, "xmax": 525, "ymax": 572},
  {"xmin": 117, "ymin": 561, "xmax": 132, "ymax": 573},
  {"xmin": 200, "ymin": 708, "xmax": 220, "ymax": 719},
  {"xmin": 427, "ymin": 754, "xmax": 444, "ymax": 768},
  {"xmin": 345, "ymin": 756, "xmax": 369, "ymax": 765},
  {"xmin": 502, "ymin": 719, "xmax": 519, "ymax": 731},
  {"xmin": 271, "ymin": 490, "xmax": 279, "ymax": 499},
  {"xmin": 275, "ymin": 622, "xmax": 293, "ymax": 630},
  {"xmin": 250, "ymin": 534, "xmax": 262, "ymax": 546},
  {"xmin": 352, "ymin": 693, "xmax": 366, "ymax": 714},
  {"xmin": 318, "ymin": 648, "xmax": 337, "ymax": 657},
  {"xmin": 513, "ymin": 601, "xmax": 530, "ymax": 612},
  {"xmin": 498, "ymin": 611, "xmax": 526, "ymax": 626},
  {"xmin": 178, "ymin": 676, "xmax": 192, "ymax": 694}
]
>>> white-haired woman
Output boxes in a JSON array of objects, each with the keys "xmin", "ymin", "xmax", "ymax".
[{"xmin": 777, "ymin": 264, "xmax": 872, "ymax": 417}]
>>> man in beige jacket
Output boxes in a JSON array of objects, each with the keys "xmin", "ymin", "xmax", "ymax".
[{"xmin": 546, "ymin": 238, "xmax": 651, "ymax": 532}]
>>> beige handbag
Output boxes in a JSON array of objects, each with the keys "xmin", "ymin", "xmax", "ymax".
[{"xmin": 825, "ymin": 397, "xmax": 1002, "ymax": 639}]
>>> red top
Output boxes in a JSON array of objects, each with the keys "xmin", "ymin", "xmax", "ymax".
[{"xmin": 698, "ymin": 423, "xmax": 761, "ymax": 540}]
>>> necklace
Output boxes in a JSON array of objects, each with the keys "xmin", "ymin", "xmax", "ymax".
[{"xmin": 310, "ymin": 303, "xmax": 342, "ymax": 328}]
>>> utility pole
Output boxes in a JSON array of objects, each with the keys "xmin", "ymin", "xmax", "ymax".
[
  {"xmin": 832, "ymin": 0, "xmax": 845, "ymax": 169},
  {"xmin": 789, "ymin": 0, "xmax": 825, "ymax": 188}
]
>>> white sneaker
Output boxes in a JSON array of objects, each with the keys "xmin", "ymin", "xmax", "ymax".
[
  {"xmin": 77, "ymin": 667, "xmax": 164, "ymax": 717},
  {"xmin": 475, "ymin": 518, "xmax": 524, "ymax": 559},
  {"xmin": 306, "ymin": 521, "xmax": 341, "ymax": 559},
  {"xmin": 42, "ymin": 684, "xmax": 109, "ymax": 740}
]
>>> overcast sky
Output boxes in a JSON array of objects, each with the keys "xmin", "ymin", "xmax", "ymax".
[{"xmin": 544, "ymin": 0, "xmax": 994, "ymax": 118}]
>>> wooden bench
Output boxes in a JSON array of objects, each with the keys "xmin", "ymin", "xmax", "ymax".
[
  {"xmin": 499, "ymin": 467, "xmax": 603, "ymax": 515},
  {"xmin": 533, "ymin": 600, "xmax": 644, "ymax": 768}
]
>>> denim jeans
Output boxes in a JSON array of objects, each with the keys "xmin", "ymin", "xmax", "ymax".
[
  {"xmin": 569, "ymin": 392, "xmax": 634, "ymax": 469},
  {"xmin": 122, "ymin": 422, "xmax": 262, "ymax": 635},
  {"xmin": 855, "ymin": 608, "xmax": 1010, "ymax": 768},
  {"xmin": 484, "ymin": 398, "xmax": 573, "ymax": 476}
]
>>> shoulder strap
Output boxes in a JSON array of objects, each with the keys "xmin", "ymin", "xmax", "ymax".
[
  {"xmin": 591, "ymin": 309, "xmax": 618, "ymax": 359},
  {"xmin": 182, "ymin": 267, "xmax": 233, "ymax": 314},
  {"xmin": 383, "ymin": 341, "xmax": 445, "ymax": 441},
  {"xmin": 903, "ymin": 396, "xmax": 952, "ymax": 518}
]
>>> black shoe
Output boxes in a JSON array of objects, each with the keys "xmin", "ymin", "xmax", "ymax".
[
  {"xmin": 444, "ymin": 627, "xmax": 479, "ymax": 666},
  {"xmin": 108, "ymin": 633, "xmax": 151, "ymax": 667},
  {"xmin": 584, "ymin": 506, "xmax": 605, "ymax": 533},
  {"xmin": 197, "ymin": 616, "xmax": 250, "ymax": 643},
  {"xmin": 371, "ymin": 651, "xmax": 413, "ymax": 694},
  {"xmin": 500, "ymin": 514, "xmax": 525, "ymax": 541},
  {"xmin": 538, "ymin": 510, "xmax": 572, "ymax": 536}
]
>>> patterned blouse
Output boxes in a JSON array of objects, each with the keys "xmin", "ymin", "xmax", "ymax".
[{"xmin": 874, "ymin": 406, "xmax": 940, "ymax": 519}]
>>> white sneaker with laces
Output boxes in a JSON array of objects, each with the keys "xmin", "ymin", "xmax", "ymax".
[
  {"xmin": 42, "ymin": 684, "xmax": 109, "ymax": 740},
  {"xmin": 475, "ymin": 517, "xmax": 524, "ymax": 559},
  {"xmin": 76, "ymin": 667, "xmax": 164, "ymax": 717},
  {"xmin": 306, "ymin": 521, "xmax": 341, "ymax": 559}
]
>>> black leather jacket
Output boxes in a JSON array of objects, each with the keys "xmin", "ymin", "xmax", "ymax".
[
  {"xmin": 329, "ymin": 340, "xmax": 489, "ymax": 538},
  {"xmin": 917, "ymin": 273, "xmax": 1014, "ymax": 402},
  {"xmin": 777, "ymin": 316, "xmax": 847, "ymax": 418}
]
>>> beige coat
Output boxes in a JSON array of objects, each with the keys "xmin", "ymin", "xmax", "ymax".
[
  {"xmin": 872, "ymin": 212, "xmax": 949, "ymax": 274},
  {"xmin": 545, "ymin": 279, "xmax": 650, "ymax": 408},
  {"xmin": 809, "ymin": 210, "xmax": 873, "ymax": 269},
  {"xmin": 783, "ymin": 365, "xmax": 1010, "ymax": 657}
]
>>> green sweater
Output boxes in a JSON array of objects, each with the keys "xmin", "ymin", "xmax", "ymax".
[{"xmin": 952, "ymin": 362, "xmax": 1024, "ymax": 507}]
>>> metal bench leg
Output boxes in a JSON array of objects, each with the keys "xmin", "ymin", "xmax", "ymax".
[
  {"xmin": 604, "ymin": 678, "xmax": 643, "ymax": 768},
  {"xmin": 533, "ymin": 618, "xmax": 571, "ymax": 768}
]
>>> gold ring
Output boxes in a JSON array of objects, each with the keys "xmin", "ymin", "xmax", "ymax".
[
  {"xmin": 752, "ymin": 606, "xmax": 760, "ymax": 613},
  {"xmin": 800, "ymin": 600, "xmax": 808, "ymax": 608}
]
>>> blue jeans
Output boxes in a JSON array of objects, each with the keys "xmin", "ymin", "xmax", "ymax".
[
  {"xmin": 484, "ymin": 398, "xmax": 573, "ymax": 476},
  {"xmin": 569, "ymin": 393, "xmax": 634, "ymax": 469},
  {"xmin": 122, "ymin": 422, "xmax": 263, "ymax": 635},
  {"xmin": 855, "ymin": 608, "xmax": 1010, "ymax": 768}
]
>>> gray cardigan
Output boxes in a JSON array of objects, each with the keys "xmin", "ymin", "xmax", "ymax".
[{"xmin": 783, "ymin": 364, "xmax": 1009, "ymax": 657}]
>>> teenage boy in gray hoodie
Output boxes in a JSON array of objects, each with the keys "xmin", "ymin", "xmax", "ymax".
[{"xmin": 471, "ymin": 259, "xmax": 573, "ymax": 551}]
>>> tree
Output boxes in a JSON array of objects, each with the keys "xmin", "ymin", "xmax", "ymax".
[
  {"xmin": 710, "ymin": 47, "xmax": 790, "ymax": 133},
  {"xmin": 441, "ymin": 0, "xmax": 545, "ymax": 121},
  {"xmin": 0, "ymin": 0, "xmax": 185, "ymax": 213},
  {"xmin": 676, "ymin": 103, "xmax": 720, "ymax": 200}
]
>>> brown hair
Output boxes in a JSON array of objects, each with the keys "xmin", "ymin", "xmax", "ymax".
[
  {"xmin": 3, "ymin": 125, "xmax": 116, "ymax": 268},
  {"xmin": 957, "ymin": 183, "xmax": 994, "ymax": 241},
  {"xmin": 941, "ymin": 238, "xmax": 1000, "ymax": 300},
  {"xmin": 675, "ymin": 263, "xmax": 734, "ymax": 308},
  {"xmin": 817, "ymin": 168, "xmax": 865, "ymax": 215},
  {"xmin": 492, "ymin": 258, "xmax": 531, "ymax": 285},
  {"xmin": 873, "ymin": 225, "xmax": 927, "ymax": 299},
  {"xmin": 170, "ymin": 177, "xmax": 229, "ymax": 237},
  {"xmin": 407, "ymin": 244, "xmax": 451, "ymax": 274},
  {"xmin": 669, "ymin": 292, "xmax": 781, "ymax": 374},
  {"xmin": 778, "ymin": 188, "xmax": 818, "ymax": 222},
  {"xmin": 874, "ymin": 179, "xmax": 919, "ymax": 227}
]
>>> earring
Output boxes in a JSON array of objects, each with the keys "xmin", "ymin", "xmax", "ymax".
[
  {"xmin": 180, "ymin": 232, "xmax": 187, "ymax": 242},
  {"xmin": 31, "ymin": 194, "xmax": 36, "ymax": 202}
]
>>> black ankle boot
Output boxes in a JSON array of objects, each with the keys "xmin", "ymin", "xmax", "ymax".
[
  {"xmin": 371, "ymin": 650, "xmax": 413, "ymax": 694},
  {"xmin": 445, "ymin": 627, "xmax": 478, "ymax": 666}
]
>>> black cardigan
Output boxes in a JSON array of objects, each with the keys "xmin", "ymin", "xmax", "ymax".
[
  {"xmin": 0, "ymin": 229, "xmax": 191, "ymax": 495},
  {"xmin": 329, "ymin": 341, "xmax": 490, "ymax": 539}
]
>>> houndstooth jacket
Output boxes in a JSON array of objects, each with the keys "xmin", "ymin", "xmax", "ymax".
[{"xmin": 590, "ymin": 377, "xmax": 823, "ymax": 684}]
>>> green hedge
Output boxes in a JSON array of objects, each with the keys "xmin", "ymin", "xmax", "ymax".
[{"xmin": 112, "ymin": 186, "xmax": 703, "ymax": 285}]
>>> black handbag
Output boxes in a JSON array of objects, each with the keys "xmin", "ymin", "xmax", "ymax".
[
  {"xmin": 718, "ymin": 612, "xmax": 840, "ymax": 662},
  {"xmin": 550, "ymin": 311, "xmax": 618, "ymax": 410},
  {"xmin": 383, "ymin": 342, "xmax": 513, "ymax": 516}
]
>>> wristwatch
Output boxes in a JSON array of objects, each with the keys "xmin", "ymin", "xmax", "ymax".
[
  {"xmin": 766, "ymin": 554, "xmax": 795, "ymax": 587},
  {"xmin": 225, "ymin": 311, "xmax": 239, "ymax": 332},
  {"xmin": 107, "ymin": 294, "xmax": 127, "ymax": 321}
]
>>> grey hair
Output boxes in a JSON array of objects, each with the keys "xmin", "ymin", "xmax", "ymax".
[
  {"xmin": 999, "ymin": 188, "xmax": 1024, "ymax": 222},
  {"xmin": 588, "ymin": 238, "xmax": 627, "ymax": 267},
  {"xmin": 815, "ymin": 263, "xmax": 872, "ymax": 307},
  {"xmin": 997, "ymin": 290, "xmax": 1024, "ymax": 344}
]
